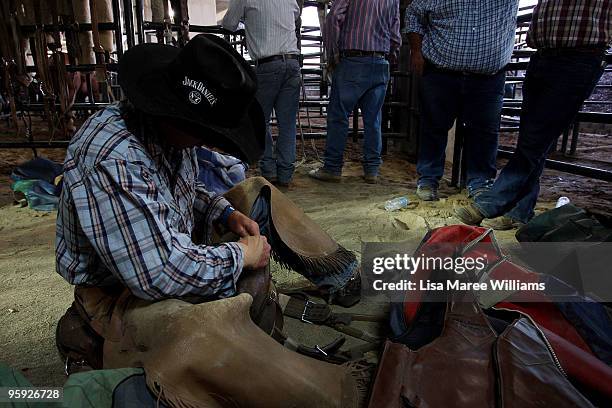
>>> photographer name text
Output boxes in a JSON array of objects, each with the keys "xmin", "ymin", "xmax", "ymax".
[{"xmin": 372, "ymin": 279, "xmax": 546, "ymax": 291}]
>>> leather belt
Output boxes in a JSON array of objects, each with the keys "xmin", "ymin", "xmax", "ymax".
[
  {"xmin": 424, "ymin": 59, "xmax": 503, "ymax": 77},
  {"xmin": 256, "ymin": 54, "xmax": 300, "ymax": 65},
  {"xmin": 538, "ymin": 46, "xmax": 606, "ymax": 57},
  {"xmin": 340, "ymin": 49, "xmax": 387, "ymax": 59}
]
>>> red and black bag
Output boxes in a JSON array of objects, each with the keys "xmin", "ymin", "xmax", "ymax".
[{"xmin": 388, "ymin": 225, "xmax": 612, "ymax": 403}]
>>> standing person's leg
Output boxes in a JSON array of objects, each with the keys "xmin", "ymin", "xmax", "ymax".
[
  {"xmin": 502, "ymin": 56, "xmax": 605, "ymax": 223},
  {"xmin": 460, "ymin": 70, "xmax": 505, "ymax": 197},
  {"xmin": 273, "ymin": 59, "xmax": 301, "ymax": 185},
  {"xmin": 358, "ymin": 57, "xmax": 390, "ymax": 178},
  {"xmin": 503, "ymin": 141, "xmax": 554, "ymax": 223},
  {"xmin": 255, "ymin": 61, "xmax": 284, "ymax": 181},
  {"xmin": 417, "ymin": 68, "xmax": 460, "ymax": 193},
  {"xmin": 320, "ymin": 57, "xmax": 366, "ymax": 176},
  {"xmin": 460, "ymin": 53, "xmax": 606, "ymax": 224}
]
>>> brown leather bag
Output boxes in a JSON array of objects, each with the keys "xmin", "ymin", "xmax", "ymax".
[{"xmin": 368, "ymin": 291, "xmax": 594, "ymax": 408}]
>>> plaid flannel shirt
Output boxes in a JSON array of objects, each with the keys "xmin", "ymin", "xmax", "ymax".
[
  {"xmin": 56, "ymin": 104, "xmax": 244, "ymax": 301},
  {"xmin": 324, "ymin": 0, "xmax": 401, "ymax": 63},
  {"xmin": 527, "ymin": 0, "xmax": 611, "ymax": 50},
  {"xmin": 404, "ymin": 0, "xmax": 520, "ymax": 74}
]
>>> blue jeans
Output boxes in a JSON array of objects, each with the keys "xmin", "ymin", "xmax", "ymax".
[
  {"xmin": 417, "ymin": 66, "xmax": 505, "ymax": 195},
  {"xmin": 475, "ymin": 52, "xmax": 606, "ymax": 223},
  {"xmin": 256, "ymin": 58, "xmax": 301, "ymax": 184},
  {"xmin": 323, "ymin": 56, "xmax": 390, "ymax": 176}
]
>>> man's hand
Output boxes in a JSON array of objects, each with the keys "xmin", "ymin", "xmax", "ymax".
[
  {"xmin": 325, "ymin": 54, "xmax": 339, "ymax": 82},
  {"xmin": 410, "ymin": 50, "xmax": 425, "ymax": 76},
  {"xmin": 407, "ymin": 32, "xmax": 425, "ymax": 76},
  {"xmin": 238, "ymin": 235, "xmax": 271, "ymax": 269},
  {"xmin": 227, "ymin": 210, "xmax": 260, "ymax": 237}
]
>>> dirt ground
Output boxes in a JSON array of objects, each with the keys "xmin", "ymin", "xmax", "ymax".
[{"xmin": 0, "ymin": 135, "xmax": 610, "ymax": 388}]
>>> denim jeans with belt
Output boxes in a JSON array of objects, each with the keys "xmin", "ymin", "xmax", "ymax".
[
  {"xmin": 255, "ymin": 58, "xmax": 301, "ymax": 184},
  {"xmin": 475, "ymin": 51, "xmax": 606, "ymax": 223},
  {"xmin": 323, "ymin": 56, "xmax": 390, "ymax": 177},
  {"xmin": 417, "ymin": 65, "xmax": 505, "ymax": 195}
]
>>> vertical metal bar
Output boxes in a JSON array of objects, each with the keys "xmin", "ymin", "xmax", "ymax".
[
  {"xmin": 570, "ymin": 122, "xmax": 580, "ymax": 155},
  {"xmin": 111, "ymin": 0, "xmax": 124, "ymax": 57},
  {"xmin": 123, "ymin": 0, "xmax": 135, "ymax": 48},
  {"xmin": 135, "ymin": 0, "xmax": 147, "ymax": 44},
  {"xmin": 86, "ymin": 72, "xmax": 95, "ymax": 105},
  {"xmin": 320, "ymin": 0, "xmax": 328, "ymax": 113},
  {"xmin": 382, "ymin": 122, "xmax": 389, "ymax": 154},
  {"xmin": 134, "ymin": 0, "xmax": 144, "ymax": 44},
  {"xmin": 170, "ymin": 0, "xmax": 190, "ymax": 45},
  {"xmin": 560, "ymin": 125, "xmax": 570, "ymax": 154}
]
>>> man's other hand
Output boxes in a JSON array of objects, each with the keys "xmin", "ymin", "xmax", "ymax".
[
  {"xmin": 410, "ymin": 50, "xmax": 425, "ymax": 76},
  {"xmin": 238, "ymin": 235, "xmax": 272, "ymax": 269},
  {"xmin": 227, "ymin": 210, "xmax": 260, "ymax": 237}
]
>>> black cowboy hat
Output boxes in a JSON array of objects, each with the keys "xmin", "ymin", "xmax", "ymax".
[{"xmin": 118, "ymin": 34, "xmax": 265, "ymax": 164}]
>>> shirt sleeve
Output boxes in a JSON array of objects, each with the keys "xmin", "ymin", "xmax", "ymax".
[
  {"xmin": 222, "ymin": 0, "xmax": 245, "ymax": 32},
  {"xmin": 323, "ymin": 0, "xmax": 350, "ymax": 62},
  {"xmin": 193, "ymin": 180, "xmax": 233, "ymax": 244},
  {"xmin": 404, "ymin": 0, "xmax": 427, "ymax": 35},
  {"xmin": 389, "ymin": 0, "xmax": 402, "ymax": 58},
  {"xmin": 73, "ymin": 159, "xmax": 244, "ymax": 301}
]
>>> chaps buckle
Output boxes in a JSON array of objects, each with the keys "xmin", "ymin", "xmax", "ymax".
[{"xmin": 301, "ymin": 300, "xmax": 316, "ymax": 324}]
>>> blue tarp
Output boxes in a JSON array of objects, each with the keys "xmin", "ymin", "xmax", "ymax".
[
  {"xmin": 196, "ymin": 147, "xmax": 247, "ymax": 194},
  {"xmin": 10, "ymin": 157, "xmax": 63, "ymax": 211}
]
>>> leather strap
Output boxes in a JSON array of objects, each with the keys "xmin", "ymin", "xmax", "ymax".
[
  {"xmin": 256, "ymin": 54, "xmax": 300, "ymax": 66},
  {"xmin": 31, "ymin": 0, "xmax": 57, "ymax": 138},
  {"xmin": 539, "ymin": 47, "xmax": 607, "ymax": 57},
  {"xmin": 283, "ymin": 294, "xmax": 382, "ymax": 343},
  {"xmin": 340, "ymin": 50, "xmax": 386, "ymax": 58},
  {"xmin": 278, "ymin": 293, "xmax": 383, "ymax": 363},
  {"xmin": 0, "ymin": 3, "xmax": 20, "ymax": 132},
  {"xmin": 284, "ymin": 296, "xmax": 332, "ymax": 324},
  {"xmin": 7, "ymin": 3, "xmax": 25, "ymax": 75}
]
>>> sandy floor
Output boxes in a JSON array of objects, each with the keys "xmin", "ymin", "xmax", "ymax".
[
  {"xmin": 0, "ymin": 149, "xmax": 610, "ymax": 391},
  {"xmin": 0, "ymin": 150, "xmax": 556, "ymax": 387},
  {"xmin": 0, "ymin": 206, "xmax": 71, "ymax": 386},
  {"xmin": 0, "ymin": 59, "xmax": 609, "ymax": 398}
]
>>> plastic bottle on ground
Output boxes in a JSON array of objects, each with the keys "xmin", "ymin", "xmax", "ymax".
[
  {"xmin": 385, "ymin": 197, "xmax": 409, "ymax": 212},
  {"xmin": 556, "ymin": 196, "xmax": 570, "ymax": 208}
]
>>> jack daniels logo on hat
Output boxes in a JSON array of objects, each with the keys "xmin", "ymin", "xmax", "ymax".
[
  {"xmin": 118, "ymin": 34, "xmax": 265, "ymax": 164},
  {"xmin": 181, "ymin": 76, "xmax": 218, "ymax": 106}
]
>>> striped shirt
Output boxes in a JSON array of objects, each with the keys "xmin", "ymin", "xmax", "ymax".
[
  {"xmin": 405, "ymin": 0, "xmax": 520, "ymax": 74},
  {"xmin": 56, "ymin": 103, "xmax": 244, "ymax": 301},
  {"xmin": 527, "ymin": 0, "xmax": 611, "ymax": 50},
  {"xmin": 222, "ymin": 0, "xmax": 301, "ymax": 60},
  {"xmin": 324, "ymin": 0, "xmax": 401, "ymax": 61}
]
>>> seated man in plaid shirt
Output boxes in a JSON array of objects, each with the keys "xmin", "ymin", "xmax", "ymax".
[
  {"xmin": 405, "ymin": 0, "xmax": 520, "ymax": 201},
  {"xmin": 55, "ymin": 35, "xmax": 361, "ymax": 372},
  {"xmin": 56, "ymin": 38, "xmax": 271, "ymax": 302}
]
